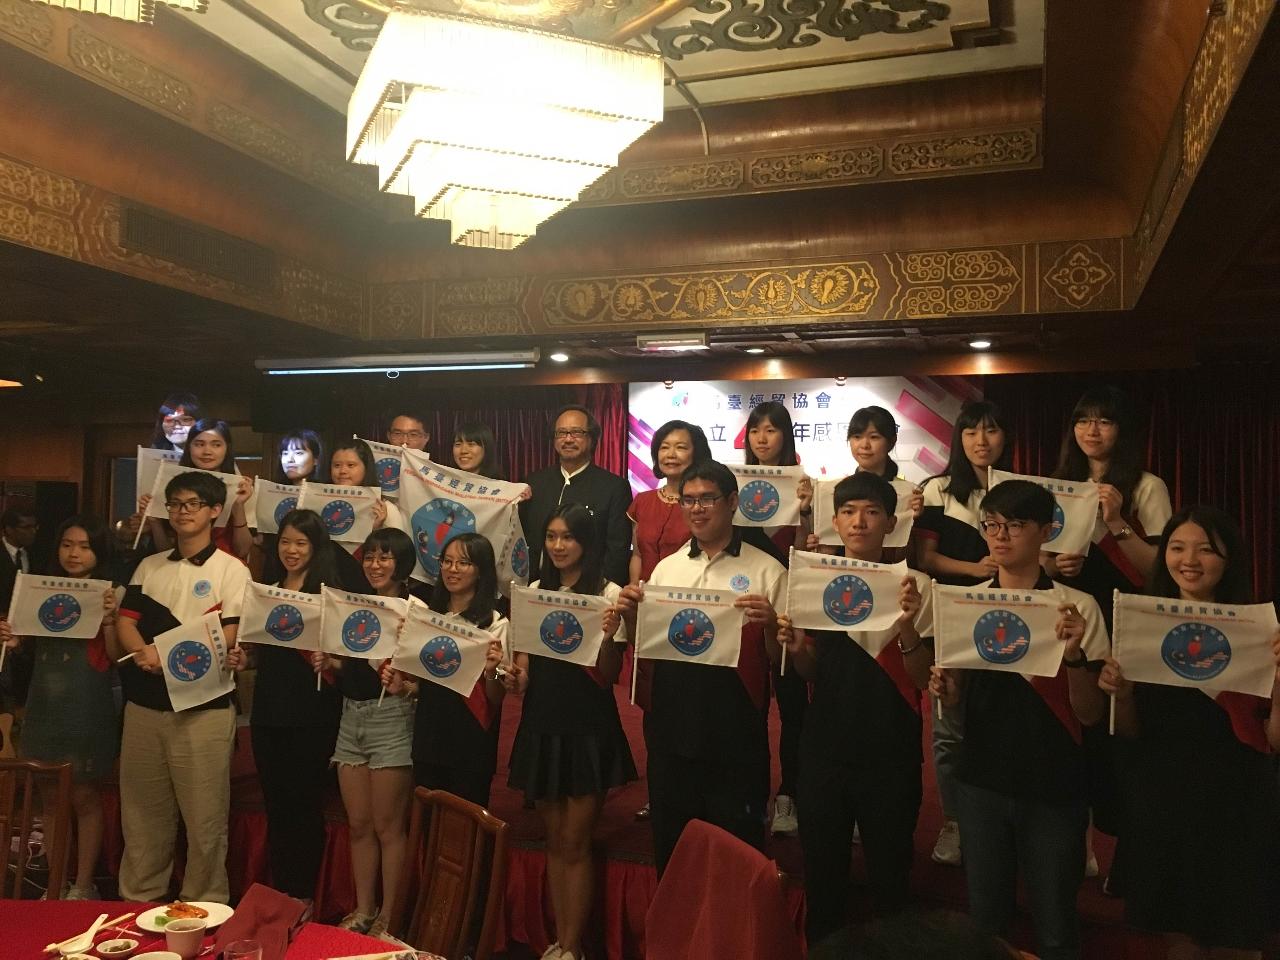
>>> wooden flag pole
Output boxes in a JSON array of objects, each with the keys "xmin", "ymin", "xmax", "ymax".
[
  {"xmin": 1108, "ymin": 695, "xmax": 1116, "ymax": 736},
  {"xmin": 630, "ymin": 581, "xmax": 643, "ymax": 705},
  {"xmin": 317, "ymin": 582, "xmax": 325, "ymax": 691},
  {"xmin": 116, "ymin": 651, "xmax": 138, "ymax": 664}
]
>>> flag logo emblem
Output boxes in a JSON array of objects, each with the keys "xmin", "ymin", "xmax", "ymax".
[
  {"xmin": 376, "ymin": 457, "xmax": 401, "ymax": 493},
  {"xmin": 511, "ymin": 537, "xmax": 530, "ymax": 579},
  {"xmin": 168, "ymin": 640, "xmax": 213, "ymax": 682},
  {"xmin": 193, "ymin": 580, "xmax": 212, "ymax": 598},
  {"xmin": 1160, "ymin": 622, "xmax": 1231, "ymax": 681},
  {"xmin": 37, "ymin": 594, "xmax": 82, "ymax": 633},
  {"xmin": 264, "ymin": 603, "xmax": 305, "ymax": 643},
  {"xmin": 730, "ymin": 574, "xmax": 750, "ymax": 591},
  {"xmin": 668, "ymin": 608, "xmax": 715, "ymax": 656},
  {"xmin": 273, "ymin": 496, "xmax": 298, "ymax": 527},
  {"xmin": 823, "ymin": 574, "xmax": 874, "ymax": 626},
  {"xmin": 540, "ymin": 610, "xmax": 584, "ymax": 655},
  {"xmin": 738, "ymin": 480, "xmax": 781, "ymax": 523},
  {"xmin": 973, "ymin": 610, "xmax": 1031, "ymax": 664},
  {"xmin": 420, "ymin": 635, "xmax": 462, "ymax": 678},
  {"xmin": 322, "ymin": 499, "xmax": 357, "ymax": 536},
  {"xmin": 1047, "ymin": 500, "xmax": 1066, "ymax": 543},
  {"xmin": 411, "ymin": 498, "xmax": 478, "ymax": 578},
  {"xmin": 341, "ymin": 609, "xmax": 382, "ymax": 654}
]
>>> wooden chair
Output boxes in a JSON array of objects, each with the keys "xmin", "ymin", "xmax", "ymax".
[
  {"xmin": 0, "ymin": 758, "xmax": 73, "ymax": 899},
  {"xmin": 390, "ymin": 788, "xmax": 509, "ymax": 960}
]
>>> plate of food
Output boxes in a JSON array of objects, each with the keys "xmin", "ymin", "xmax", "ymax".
[{"xmin": 137, "ymin": 902, "xmax": 234, "ymax": 933}]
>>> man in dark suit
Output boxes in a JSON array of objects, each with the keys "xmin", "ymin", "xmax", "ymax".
[
  {"xmin": 0, "ymin": 505, "xmax": 38, "ymax": 613},
  {"xmin": 520, "ymin": 404, "xmax": 634, "ymax": 586}
]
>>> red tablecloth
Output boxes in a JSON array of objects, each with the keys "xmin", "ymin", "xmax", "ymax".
[{"xmin": 0, "ymin": 899, "xmax": 395, "ymax": 960}]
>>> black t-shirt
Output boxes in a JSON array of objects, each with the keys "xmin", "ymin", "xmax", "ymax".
[
  {"xmin": 336, "ymin": 657, "xmax": 384, "ymax": 702},
  {"xmin": 649, "ymin": 659, "xmax": 768, "ymax": 763},
  {"xmin": 802, "ymin": 629, "xmax": 922, "ymax": 769},
  {"xmin": 522, "ymin": 655, "xmax": 622, "ymax": 737},
  {"xmin": 413, "ymin": 611, "xmax": 503, "ymax": 773},
  {"xmin": 252, "ymin": 642, "xmax": 342, "ymax": 728}
]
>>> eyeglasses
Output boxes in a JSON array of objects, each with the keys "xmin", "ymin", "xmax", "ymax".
[
  {"xmin": 679, "ymin": 494, "xmax": 727, "ymax": 509},
  {"xmin": 165, "ymin": 499, "xmax": 210, "ymax": 514},
  {"xmin": 979, "ymin": 519, "xmax": 1031, "ymax": 536},
  {"xmin": 163, "ymin": 415, "xmax": 196, "ymax": 428},
  {"xmin": 1074, "ymin": 417, "xmax": 1117, "ymax": 429},
  {"xmin": 388, "ymin": 429, "xmax": 426, "ymax": 441},
  {"xmin": 554, "ymin": 428, "xmax": 589, "ymax": 439},
  {"xmin": 439, "ymin": 558, "xmax": 475, "ymax": 571}
]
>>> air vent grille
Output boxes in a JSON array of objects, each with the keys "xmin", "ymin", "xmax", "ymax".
[{"xmin": 121, "ymin": 204, "xmax": 277, "ymax": 292}]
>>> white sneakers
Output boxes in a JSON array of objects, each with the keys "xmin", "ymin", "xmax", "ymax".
[
  {"xmin": 931, "ymin": 820, "xmax": 962, "ymax": 866},
  {"xmin": 771, "ymin": 795, "xmax": 799, "ymax": 836},
  {"xmin": 542, "ymin": 944, "xmax": 584, "ymax": 960}
]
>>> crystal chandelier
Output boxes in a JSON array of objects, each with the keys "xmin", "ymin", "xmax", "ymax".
[
  {"xmin": 25, "ymin": 0, "xmax": 207, "ymax": 24},
  {"xmin": 348, "ymin": 9, "xmax": 664, "ymax": 250}
]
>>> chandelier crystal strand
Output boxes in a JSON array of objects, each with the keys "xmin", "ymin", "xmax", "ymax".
[
  {"xmin": 348, "ymin": 9, "xmax": 663, "ymax": 249},
  {"xmin": 27, "ymin": 0, "xmax": 207, "ymax": 23}
]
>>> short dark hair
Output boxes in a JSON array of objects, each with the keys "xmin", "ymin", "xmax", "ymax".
[
  {"xmin": 331, "ymin": 439, "xmax": 377, "ymax": 488},
  {"xmin": 0, "ymin": 505, "xmax": 37, "ymax": 530},
  {"xmin": 276, "ymin": 429, "xmax": 325, "ymax": 484},
  {"xmin": 429, "ymin": 533, "xmax": 499, "ymax": 628},
  {"xmin": 1148, "ymin": 505, "xmax": 1251, "ymax": 605},
  {"xmin": 649, "ymin": 420, "xmax": 712, "ymax": 479},
  {"xmin": 386, "ymin": 410, "xmax": 429, "ymax": 432},
  {"xmin": 51, "ymin": 515, "xmax": 114, "ymax": 580},
  {"xmin": 980, "ymin": 479, "xmax": 1053, "ymax": 525},
  {"xmin": 275, "ymin": 508, "xmax": 340, "ymax": 594},
  {"xmin": 179, "ymin": 418, "xmax": 234, "ymax": 471},
  {"xmin": 361, "ymin": 527, "xmax": 416, "ymax": 583},
  {"xmin": 832, "ymin": 472, "xmax": 896, "ymax": 516},
  {"xmin": 847, "ymin": 405, "xmax": 900, "ymax": 480},
  {"xmin": 554, "ymin": 404, "xmax": 601, "ymax": 447},
  {"xmin": 744, "ymin": 401, "xmax": 798, "ymax": 467},
  {"xmin": 164, "ymin": 471, "xmax": 227, "ymax": 509},
  {"xmin": 678, "ymin": 459, "xmax": 738, "ymax": 498}
]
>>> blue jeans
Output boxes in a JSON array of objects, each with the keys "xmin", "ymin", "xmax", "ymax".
[
  {"xmin": 931, "ymin": 692, "xmax": 963, "ymax": 818},
  {"xmin": 955, "ymin": 780, "xmax": 1087, "ymax": 960}
]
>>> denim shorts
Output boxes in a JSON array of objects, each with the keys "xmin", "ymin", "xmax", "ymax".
[{"xmin": 332, "ymin": 695, "xmax": 414, "ymax": 769}]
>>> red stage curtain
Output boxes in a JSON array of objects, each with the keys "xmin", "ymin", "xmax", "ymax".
[
  {"xmin": 984, "ymin": 362, "xmax": 1279, "ymax": 599},
  {"xmin": 354, "ymin": 383, "xmax": 627, "ymax": 481}
]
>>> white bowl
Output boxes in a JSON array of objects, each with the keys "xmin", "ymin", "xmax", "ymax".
[
  {"xmin": 97, "ymin": 939, "xmax": 140, "ymax": 958},
  {"xmin": 132, "ymin": 953, "xmax": 183, "ymax": 960}
]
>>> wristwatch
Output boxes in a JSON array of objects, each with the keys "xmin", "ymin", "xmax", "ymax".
[{"xmin": 1110, "ymin": 525, "xmax": 1132, "ymax": 540}]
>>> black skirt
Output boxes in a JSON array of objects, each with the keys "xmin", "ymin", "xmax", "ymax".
[{"xmin": 508, "ymin": 726, "xmax": 636, "ymax": 801}]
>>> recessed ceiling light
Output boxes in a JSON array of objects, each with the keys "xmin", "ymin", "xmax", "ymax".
[
  {"xmin": 549, "ymin": 350, "xmax": 570, "ymax": 363},
  {"xmin": 744, "ymin": 347, "xmax": 766, "ymax": 355},
  {"xmin": 969, "ymin": 339, "xmax": 992, "ymax": 350}
]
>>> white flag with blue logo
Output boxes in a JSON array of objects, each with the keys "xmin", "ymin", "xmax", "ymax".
[
  {"xmin": 253, "ymin": 478, "xmax": 302, "ymax": 534},
  {"xmin": 814, "ymin": 477, "xmax": 916, "ymax": 549},
  {"xmin": 509, "ymin": 584, "xmax": 612, "ymax": 667},
  {"xmin": 135, "ymin": 446, "xmax": 181, "ymax": 506},
  {"xmin": 399, "ymin": 449, "xmax": 531, "ymax": 584},
  {"xmin": 636, "ymin": 584, "xmax": 745, "ymax": 668},
  {"xmin": 297, "ymin": 481, "xmax": 382, "ymax": 545},
  {"xmin": 360, "ymin": 437, "xmax": 405, "ymax": 499},
  {"xmin": 143, "ymin": 462, "xmax": 238, "ymax": 528},
  {"xmin": 784, "ymin": 549, "xmax": 907, "ymax": 634},
  {"xmin": 238, "ymin": 581, "xmax": 323, "ymax": 651},
  {"xmin": 989, "ymin": 469, "xmax": 1099, "ymax": 556},
  {"xmin": 728, "ymin": 464, "xmax": 806, "ymax": 528},
  {"xmin": 392, "ymin": 597, "xmax": 492, "ymax": 697},
  {"xmin": 1112, "ymin": 591, "xmax": 1278, "ymax": 698},
  {"xmin": 6, "ymin": 572, "xmax": 112, "ymax": 640},
  {"xmin": 933, "ymin": 583, "xmax": 1065, "ymax": 678},
  {"xmin": 320, "ymin": 586, "xmax": 406, "ymax": 661},
  {"xmin": 153, "ymin": 611, "xmax": 235, "ymax": 712},
  {"xmin": 497, "ymin": 507, "xmax": 532, "ymax": 597}
]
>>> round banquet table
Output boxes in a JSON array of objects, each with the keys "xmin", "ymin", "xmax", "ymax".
[{"xmin": 0, "ymin": 899, "xmax": 429, "ymax": 960}]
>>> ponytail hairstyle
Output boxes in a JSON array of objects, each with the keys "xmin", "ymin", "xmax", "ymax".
[
  {"xmin": 744, "ymin": 401, "xmax": 798, "ymax": 467},
  {"xmin": 927, "ymin": 400, "xmax": 1012, "ymax": 506},
  {"xmin": 1052, "ymin": 385, "xmax": 1145, "ymax": 512},
  {"xmin": 428, "ymin": 532, "xmax": 498, "ymax": 629},
  {"xmin": 846, "ymin": 405, "xmax": 900, "ymax": 480},
  {"xmin": 537, "ymin": 502, "xmax": 606, "ymax": 597}
]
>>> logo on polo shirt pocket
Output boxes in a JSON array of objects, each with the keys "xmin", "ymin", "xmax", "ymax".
[
  {"xmin": 193, "ymin": 580, "xmax": 213, "ymax": 598},
  {"xmin": 730, "ymin": 574, "xmax": 750, "ymax": 591}
]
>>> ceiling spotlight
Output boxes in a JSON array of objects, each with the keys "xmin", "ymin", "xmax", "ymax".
[
  {"xmin": 549, "ymin": 351, "xmax": 570, "ymax": 363},
  {"xmin": 969, "ymin": 339, "xmax": 992, "ymax": 350},
  {"xmin": 744, "ymin": 347, "xmax": 766, "ymax": 355}
]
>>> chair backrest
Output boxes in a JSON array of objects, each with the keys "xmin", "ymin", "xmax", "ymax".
[
  {"xmin": 0, "ymin": 758, "xmax": 73, "ymax": 899},
  {"xmin": 390, "ymin": 787, "xmax": 509, "ymax": 960}
]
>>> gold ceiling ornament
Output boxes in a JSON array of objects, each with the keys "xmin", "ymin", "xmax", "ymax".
[
  {"xmin": 343, "ymin": 0, "xmax": 678, "ymax": 41},
  {"xmin": 347, "ymin": 7, "xmax": 664, "ymax": 249},
  {"xmin": 24, "ymin": 0, "xmax": 207, "ymax": 24}
]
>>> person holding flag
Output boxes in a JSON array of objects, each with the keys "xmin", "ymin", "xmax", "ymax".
[
  {"xmin": 178, "ymin": 419, "xmax": 254, "ymax": 559},
  {"xmin": 617, "ymin": 459, "xmax": 787, "ymax": 875},
  {"xmin": 1098, "ymin": 506, "xmax": 1280, "ymax": 957},
  {"xmin": 329, "ymin": 438, "xmax": 405, "ymax": 542},
  {"xmin": 0, "ymin": 515, "xmax": 121, "ymax": 900},
  {"xmin": 255, "ymin": 429, "xmax": 327, "ymax": 584},
  {"xmin": 776, "ymin": 473, "xmax": 933, "ymax": 946},
  {"xmin": 114, "ymin": 470, "xmax": 250, "ymax": 905},
  {"xmin": 504, "ymin": 503, "xmax": 634, "ymax": 960},
  {"xmin": 310, "ymin": 527, "xmax": 416, "ymax": 936},
  {"xmin": 451, "ymin": 421, "xmax": 506, "ymax": 480},
  {"xmin": 380, "ymin": 532, "xmax": 508, "ymax": 807},
  {"xmin": 387, "ymin": 409, "xmax": 431, "ymax": 452},
  {"xmin": 928, "ymin": 479, "xmax": 1108, "ymax": 960},
  {"xmin": 241, "ymin": 508, "xmax": 343, "ymax": 905}
]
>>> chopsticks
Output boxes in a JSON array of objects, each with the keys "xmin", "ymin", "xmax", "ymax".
[{"xmin": 44, "ymin": 912, "xmax": 136, "ymax": 953}]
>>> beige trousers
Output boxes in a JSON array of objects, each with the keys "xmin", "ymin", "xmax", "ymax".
[{"xmin": 118, "ymin": 701, "xmax": 236, "ymax": 903}]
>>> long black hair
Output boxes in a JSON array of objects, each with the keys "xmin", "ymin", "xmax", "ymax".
[
  {"xmin": 1147, "ymin": 506, "xmax": 1251, "ymax": 605},
  {"xmin": 331, "ymin": 438, "xmax": 377, "ymax": 488},
  {"xmin": 275, "ymin": 508, "xmax": 340, "ymax": 595},
  {"xmin": 847, "ymin": 405, "xmax": 900, "ymax": 480},
  {"xmin": 428, "ymin": 533, "xmax": 498, "ymax": 629},
  {"xmin": 452, "ymin": 422, "xmax": 505, "ymax": 480},
  {"xmin": 1052, "ymin": 385, "xmax": 1146, "ymax": 512},
  {"xmin": 275, "ymin": 429, "xmax": 325, "ymax": 485},
  {"xmin": 150, "ymin": 392, "xmax": 201, "ymax": 450},
  {"xmin": 49, "ymin": 515, "xmax": 114, "ymax": 580},
  {"xmin": 745, "ymin": 401, "xmax": 798, "ymax": 467},
  {"xmin": 927, "ymin": 400, "xmax": 1012, "ymax": 506},
  {"xmin": 179, "ymin": 418, "xmax": 234, "ymax": 472},
  {"xmin": 538, "ymin": 502, "xmax": 606, "ymax": 596}
]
